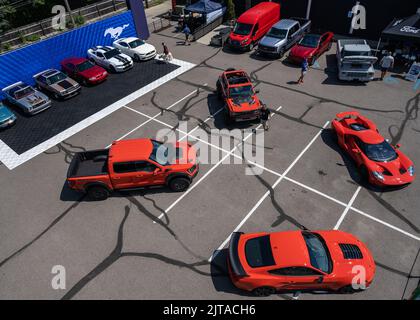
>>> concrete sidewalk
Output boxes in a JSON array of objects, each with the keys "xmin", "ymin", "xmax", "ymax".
[{"xmin": 145, "ymin": 0, "xmax": 172, "ymax": 21}]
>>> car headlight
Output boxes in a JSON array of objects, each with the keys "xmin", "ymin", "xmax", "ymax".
[
  {"xmin": 89, "ymin": 77, "xmax": 96, "ymax": 81},
  {"xmin": 102, "ymin": 71, "xmax": 108, "ymax": 76},
  {"xmin": 372, "ymin": 171, "xmax": 384, "ymax": 181},
  {"xmin": 241, "ymin": 39, "xmax": 248, "ymax": 45},
  {"xmin": 408, "ymin": 166, "xmax": 415, "ymax": 176}
]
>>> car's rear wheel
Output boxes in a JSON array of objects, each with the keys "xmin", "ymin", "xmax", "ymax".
[
  {"xmin": 168, "ymin": 177, "xmax": 190, "ymax": 192},
  {"xmin": 87, "ymin": 186, "xmax": 110, "ymax": 201},
  {"xmin": 110, "ymin": 65, "xmax": 117, "ymax": 73},
  {"xmin": 248, "ymin": 42, "xmax": 254, "ymax": 51},
  {"xmin": 216, "ymin": 80, "xmax": 222, "ymax": 99},
  {"xmin": 252, "ymin": 286, "xmax": 276, "ymax": 297}
]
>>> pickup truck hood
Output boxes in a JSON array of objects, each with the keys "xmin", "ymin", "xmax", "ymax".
[
  {"xmin": 341, "ymin": 56, "xmax": 377, "ymax": 63},
  {"xmin": 259, "ymin": 36, "xmax": 286, "ymax": 48},
  {"xmin": 228, "ymin": 95, "xmax": 260, "ymax": 113},
  {"xmin": 290, "ymin": 45, "xmax": 317, "ymax": 58}
]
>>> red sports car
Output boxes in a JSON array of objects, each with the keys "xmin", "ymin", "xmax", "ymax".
[
  {"xmin": 289, "ymin": 32, "xmax": 334, "ymax": 65},
  {"xmin": 332, "ymin": 111, "xmax": 415, "ymax": 187},
  {"xmin": 61, "ymin": 57, "xmax": 108, "ymax": 85},
  {"xmin": 228, "ymin": 230, "xmax": 375, "ymax": 296}
]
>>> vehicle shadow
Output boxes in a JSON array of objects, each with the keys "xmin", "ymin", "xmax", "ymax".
[
  {"xmin": 321, "ymin": 54, "xmax": 367, "ymax": 86},
  {"xmin": 249, "ymin": 51, "xmax": 279, "ymax": 62}
]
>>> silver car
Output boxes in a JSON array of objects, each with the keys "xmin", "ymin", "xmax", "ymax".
[{"xmin": 2, "ymin": 81, "xmax": 52, "ymax": 115}]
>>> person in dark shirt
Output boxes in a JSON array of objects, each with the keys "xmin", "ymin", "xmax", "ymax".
[
  {"xmin": 161, "ymin": 42, "xmax": 173, "ymax": 63},
  {"xmin": 298, "ymin": 57, "xmax": 309, "ymax": 84},
  {"xmin": 260, "ymin": 104, "xmax": 271, "ymax": 131}
]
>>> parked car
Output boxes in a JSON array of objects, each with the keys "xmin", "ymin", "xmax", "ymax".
[
  {"xmin": 331, "ymin": 111, "xmax": 415, "ymax": 187},
  {"xmin": 113, "ymin": 37, "xmax": 157, "ymax": 61},
  {"xmin": 216, "ymin": 68, "xmax": 262, "ymax": 123},
  {"xmin": 210, "ymin": 26, "xmax": 231, "ymax": 47},
  {"xmin": 87, "ymin": 46, "xmax": 134, "ymax": 73},
  {"xmin": 336, "ymin": 39, "xmax": 377, "ymax": 81},
  {"xmin": 289, "ymin": 31, "xmax": 334, "ymax": 65},
  {"xmin": 2, "ymin": 81, "xmax": 52, "ymax": 114},
  {"xmin": 228, "ymin": 230, "xmax": 376, "ymax": 296},
  {"xmin": 227, "ymin": 2, "xmax": 280, "ymax": 51},
  {"xmin": 66, "ymin": 138, "xmax": 199, "ymax": 200},
  {"xmin": 61, "ymin": 57, "xmax": 108, "ymax": 86},
  {"xmin": 409, "ymin": 284, "xmax": 420, "ymax": 300},
  {"xmin": 0, "ymin": 102, "xmax": 17, "ymax": 129},
  {"xmin": 33, "ymin": 69, "xmax": 81, "ymax": 100},
  {"xmin": 257, "ymin": 18, "xmax": 311, "ymax": 57}
]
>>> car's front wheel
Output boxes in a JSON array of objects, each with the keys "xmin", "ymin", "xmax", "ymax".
[
  {"xmin": 87, "ymin": 186, "xmax": 110, "ymax": 201},
  {"xmin": 252, "ymin": 286, "xmax": 276, "ymax": 297},
  {"xmin": 168, "ymin": 177, "xmax": 190, "ymax": 192},
  {"xmin": 109, "ymin": 65, "xmax": 117, "ymax": 73},
  {"xmin": 134, "ymin": 54, "xmax": 141, "ymax": 62},
  {"xmin": 338, "ymin": 285, "xmax": 361, "ymax": 294}
]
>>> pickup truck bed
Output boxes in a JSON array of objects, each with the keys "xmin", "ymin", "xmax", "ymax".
[{"xmin": 67, "ymin": 149, "xmax": 109, "ymax": 178}]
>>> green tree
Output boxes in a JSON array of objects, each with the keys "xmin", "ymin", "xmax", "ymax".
[
  {"xmin": 0, "ymin": 0, "xmax": 16, "ymax": 34},
  {"xmin": 225, "ymin": 0, "xmax": 235, "ymax": 21}
]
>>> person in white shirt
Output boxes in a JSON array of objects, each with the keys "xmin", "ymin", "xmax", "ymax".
[{"xmin": 379, "ymin": 51, "xmax": 395, "ymax": 80}]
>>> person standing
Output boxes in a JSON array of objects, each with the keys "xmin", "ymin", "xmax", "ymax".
[
  {"xmin": 297, "ymin": 57, "xmax": 309, "ymax": 84},
  {"xmin": 260, "ymin": 104, "xmax": 271, "ymax": 131},
  {"xmin": 183, "ymin": 24, "xmax": 191, "ymax": 46},
  {"xmin": 161, "ymin": 42, "xmax": 173, "ymax": 63},
  {"xmin": 379, "ymin": 51, "xmax": 395, "ymax": 80}
]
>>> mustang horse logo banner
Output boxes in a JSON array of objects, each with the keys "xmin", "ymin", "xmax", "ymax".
[{"xmin": 104, "ymin": 24, "xmax": 130, "ymax": 39}]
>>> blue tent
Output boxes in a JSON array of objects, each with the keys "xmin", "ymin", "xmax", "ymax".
[{"xmin": 185, "ymin": 0, "xmax": 223, "ymax": 14}]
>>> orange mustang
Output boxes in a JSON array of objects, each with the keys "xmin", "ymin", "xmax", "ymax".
[
  {"xmin": 332, "ymin": 111, "xmax": 415, "ymax": 187},
  {"xmin": 228, "ymin": 230, "xmax": 375, "ymax": 296}
]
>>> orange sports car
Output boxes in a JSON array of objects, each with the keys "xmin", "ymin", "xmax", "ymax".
[{"xmin": 228, "ymin": 230, "xmax": 375, "ymax": 296}]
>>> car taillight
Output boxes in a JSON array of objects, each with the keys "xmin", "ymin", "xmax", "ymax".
[{"xmin": 67, "ymin": 180, "xmax": 76, "ymax": 188}]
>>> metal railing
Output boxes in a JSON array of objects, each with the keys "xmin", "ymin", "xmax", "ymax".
[{"xmin": 192, "ymin": 16, "xmax": 224, "ymax": 41}]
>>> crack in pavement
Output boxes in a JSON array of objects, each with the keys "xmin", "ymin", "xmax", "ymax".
[{"xmin": 43, "ymin": 141, "xmax": 87, "ymax": 164}]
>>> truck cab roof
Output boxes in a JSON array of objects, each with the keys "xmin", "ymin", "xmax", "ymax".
[{"xmin": 109, "ymin": 138, "xmax": 153, "ymax": 163}]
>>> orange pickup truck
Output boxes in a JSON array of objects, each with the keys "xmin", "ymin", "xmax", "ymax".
[
  {"xmin": 66, "ymin": 138, "xmax": 199, "ymax": 200},
  {"xmin": 216, "ymin": 68, "xmax": 262, "ymax": 124}
]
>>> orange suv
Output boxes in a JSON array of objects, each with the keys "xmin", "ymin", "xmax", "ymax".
[{"xmin": 216, "ymin": 68, "xmax": 262, "ymax": 124}]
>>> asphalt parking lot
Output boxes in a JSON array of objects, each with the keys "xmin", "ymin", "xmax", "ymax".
[{"xmin": 0, "ymin": 28, "xmax": 419, "ymax": 300}]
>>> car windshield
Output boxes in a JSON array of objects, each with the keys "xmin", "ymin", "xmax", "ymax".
[
  {"xmin": 302, "ymin": 232, "xmax": 332, "ymax": 273},
  {"xmin": 104, "ymin": 49, "xmax": 120, "ymax": 59},
  {"xmin": 77, "ymin": 60, "xmax": 95, "ymax": 72},
  {"xmin": 266, "ymin": 27, "xmax": 287, "ymax": 39},
  {"xmin": 47, "ymin": 72, "xmax": 67, "ymax": 84},
  {"xmin": 129, "ymin": 39, "xmax": 145, "ymax": 48},
  {"xmin": 357, "ymin": 140, "xmax": 398, "ymax": 162},
  {"xmin": 149, "ymin": 140, "xmax": 182, "ymax": 165},
  {"xmin": 245, "ymin": 235, "xmax": 276, "ymax": 268},
  {"xmin": 14, "ymin": 86, "xmax": 34, "ymax": 99},
  {"xmin": 233, "ymin": 22, "xmax": 253, "ymax": 36},
  {"xmin": 299, "ymin": 35, "xmax": 320, "ymax": 48},
  {"xmin": 229, "ymin": 85, "xmax": 253, "ymax": 98}
]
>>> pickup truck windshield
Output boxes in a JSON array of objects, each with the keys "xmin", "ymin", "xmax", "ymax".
[
  {"xmin": 233, "ymin": 23, "xmax": 253, "ymax": 35},
  {"xmin": 150, "ymin": 140, "xmax": 183, "ymax": 165},
  {"xmin": 266, "ymin": 27, "xmax": 287, "ymax": 39},
  {"xmin": 356, "ymin": 139, "xmax": 398, "ymax": 162},
  {"xmin": 229, "ymin": 85, "xmax": 253, "ymax": 97},
  {"xmin": 302, "ymin": 232, "xmax": 332, "ymax": 273},
  {"xmin": 343, "ymin": 50, "xmax": 372, "ymax": 57},
  {"xmin": 299, "ymin": 34, "xmax": 320, "ymax": 48}
]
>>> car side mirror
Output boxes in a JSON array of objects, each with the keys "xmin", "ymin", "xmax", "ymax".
[
  {"xmin": 352, "ymin": 148, "xmax": 360, "ymax": 154},
  {"xmin": 395, "ymin": 144, "xmax": 401, "ymax": 149},
  {"xmin": 153, "ymin": 168, "xmax": 161, "ymax": 175},
  {"xmin": 255, "ymin": 89, "xmax": 260, "ymax": 94},
  {"xmin": 316, "ymin": 276, "xmax": 324, "ymax": 284}
]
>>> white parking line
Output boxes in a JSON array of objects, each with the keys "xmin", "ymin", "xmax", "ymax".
[
  {"xmin": 153, "ymin": 106, "xmax": 283, "ymax": 222},
  {"xmin": 334, "ymin": 186, "xmax": 362, "ymax": 230},
  {"xmin": 122, "ymin": 106, "xmax": 420, "ymax": 243},
  {"xmin": 209, "ymin": 121, "xmax": 330, "ymax": 261},
  {"xmin": 106, "ymin": 85, "xmax": 206, "ymax": 148}
]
